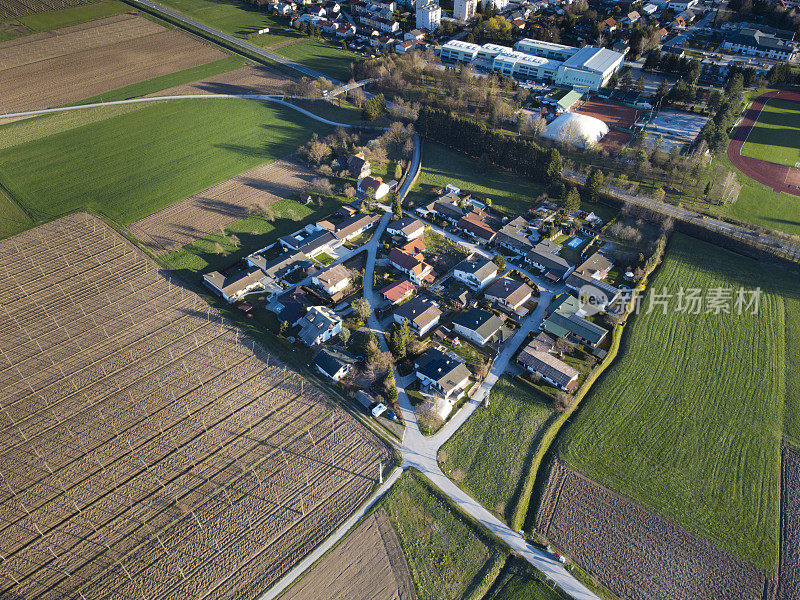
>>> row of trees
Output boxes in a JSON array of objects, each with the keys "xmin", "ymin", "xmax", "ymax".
[
  {"xmin": 695, "ymin": 73, "xmax": 746, "ymax": 154},
  {"xmin": 415, "ymin": 106, "xmax": 563, "ymax": 186}
]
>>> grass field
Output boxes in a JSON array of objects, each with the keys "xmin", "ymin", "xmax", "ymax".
[
  {"xmin": 483, "ymin": 556, "xmax": 569, "ymax": 600},
  {"xmin": 410, "ymin": 141, "xmax": 548, "ymax": 217},
  {"xmin": 741, "ymin": 97, "xmax": 800, "ymax": 168},
  {"xmin": 0, "ymin": 0, "xmax": 131, "ymax": 40},
  {"xmin": 152, "ymin": 0, "xmax": 299, "ymax": 46},
  {"xmin": 378, "ymin": 470, "xmax": 508, "ymax": 600},
  {"xmin": 272, "ymin": 38, "xmax": 360, "ymax": 82},
  {"xmin": 0, "ymin": 98, "xmax": 330, "ymax": 229},
  {"xmin": 439, "ymin": 377, "xmax": 555, "ymax": 523},
  {"xmin": 559, "ymin": 233, "xmax": 800, "ymax": 571}
]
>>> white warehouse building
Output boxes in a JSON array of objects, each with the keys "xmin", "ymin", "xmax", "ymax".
[{"xmin": 440, "ymin": 40, "xmax": 623, "ymax": 91}]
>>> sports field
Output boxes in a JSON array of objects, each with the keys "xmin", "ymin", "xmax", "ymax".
[
  {"xmin": 438, "ymin": 377, "xmax": 554, "ymax": 523},
  {"xmin": 560, "ymin": 233, "xmax": 800, "ymax": 571},
  {"xmin": 741, "ymin": 97, "xmax": 800, "ymax": 168},
  {"xmin": 0, "ymin": 98, "xmax": 331, "ymax": 228}
]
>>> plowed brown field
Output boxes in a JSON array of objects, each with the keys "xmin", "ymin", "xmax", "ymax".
[
  {"xmin": 0, "ymin": 14, "xmax": 227, "ymax": 112},
  {"xmin": 536, "ymin": 462, "xmax": 771, "ymax": 600},
  {"xmin": 282, "ymin": 509, "xmax": 416, "ymax": 600},
  {"xmin": 130, "ymin": 156, "xmax": 316, "ymax": 255},
  {"xmin": 0, "ymin": 213, "xmax": 389, "ymax": 600},
  {"xmin": 150, "ymin": 65, "xmax": 291, "ymax": 98},
  {"xmin": 0, "ymin": 0, "xmax": 87, "ymax": 19}
]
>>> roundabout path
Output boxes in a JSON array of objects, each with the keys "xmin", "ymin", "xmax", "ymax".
[{"xmin": 727, "ymin": 89, "xmax": 800, "ymax": 197}]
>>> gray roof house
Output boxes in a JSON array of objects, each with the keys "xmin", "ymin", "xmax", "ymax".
[
  {"xmin": 453, "ymin": 256, "xmax": 498, "ymax": 290},
  {"xmin": 296, "ymin": 306, "xmax": 343, "ymax": 346},
  {"xmin": 452, "ymin": 308, "xmax": 505, "ymax": 347},
  {"xmin": 526, "ymin": 243, "xmax": 573, "ymax": 281},
  {"xmin": 484, "ymin": 277, "xmax": 533, "ymax": 312},
  {"xmin": 495, "ymin": 217, "xmax": 536, "ymax": 254},
  {"xmin": 203, "ymin": 266, "xmax": 267, "ymax": 303},
  {"xmin": 542, "ymin": 295, "xmax": 608, "ymax": 348},
  {"xmin": 517, "ymin": 333, "xmax": 579, "ymax": 391},
  {"xmin": 414, "ymin": 347, "xmax": 471, "ymax": 399},
  {"xmin": 393, "ymin": 297, "xmax": 442, "ymax": 337},
  {"xmin": 313, "ymin": 346, "xmax": 356, "ymax": 381}
]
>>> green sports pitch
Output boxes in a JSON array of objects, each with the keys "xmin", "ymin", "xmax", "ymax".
[{"xmin": 741, "ymin": 97, "xmax": 800, "ymax": 168}]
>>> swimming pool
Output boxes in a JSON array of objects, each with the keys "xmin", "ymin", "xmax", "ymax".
[{"xmin": 566, "ymin": 236, "xmax": 585, "ymax": 248}]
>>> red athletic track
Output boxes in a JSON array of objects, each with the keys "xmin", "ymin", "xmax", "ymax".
[{"xmin": 727, "ymin": 89, "xmax": 800, "ymax": 197}]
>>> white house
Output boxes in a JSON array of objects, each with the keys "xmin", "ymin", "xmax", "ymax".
[
  {"xmin": 296, "ymin": 306, "xmax": 343, "ymax": 346},
  {"xmin": 452, "ymin": 256, "xmax": 498, "ymax": 291},
  {"xmin": 393, "ymin": 297, "xmax": 442, "ymax": 337},
  {"xmin": 313, "ymin": 347, "xmax": 356, "ymax": 381},
  {"xmin": 312, "ymin": 263, "xmax": 350, "ymax": 298},
  {"xmin": 415, "ymin": 1, "xmax": 441, "ymax": 30},
  {"xmin": 452, "ymin": 308, "xmax": 505, "ymax": 346},
  {"xmin": 203, "ymin": 266, "xmax": 267, "ymax": 303},
  {"xmin": 386, "ymin": 216, "xmax": 426, "ymax": 240},
  {"xmin": 415, "ymin": 347, "xmax": 471, "ymax": 399},
  {"xmin": 357, "ymin": 176, "xmax": 392, "ymax": 200}
]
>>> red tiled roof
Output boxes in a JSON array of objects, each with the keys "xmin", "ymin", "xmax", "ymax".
[{"xmin": 379, "ymin": 278, "xmax": 416, "ymax": 303}]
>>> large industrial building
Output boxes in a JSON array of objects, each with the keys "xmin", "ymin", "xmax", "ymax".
[{"xmin": 439, "ymin": 38, "xmax": 624, "ymax": 90}]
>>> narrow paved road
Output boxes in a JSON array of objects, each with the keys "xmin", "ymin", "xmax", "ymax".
[
  {"xmin": 357, "ymin": 207, "xmax": 597, "ymax": 598},
  {"xmin": 129, "ymin": 0, "xmax": 338, "ymax": 82}
]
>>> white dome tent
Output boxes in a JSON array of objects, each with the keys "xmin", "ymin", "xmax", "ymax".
[{"xmin": 542, "ymin": 112, "xmax": 609, "ymax": 149}]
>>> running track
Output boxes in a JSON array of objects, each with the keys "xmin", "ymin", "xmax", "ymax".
[{"xmin": 727, "ymin": 89, "xmax": 800, "ymax": 197}]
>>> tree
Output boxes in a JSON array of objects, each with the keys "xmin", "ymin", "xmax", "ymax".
[
  {"xmin": 620, "ymin": 69, "xmax": 633, "ymax": 91},
  {"xmin": 362, "ymin": 94, "xmax": 386, "ymax": 121},
  {"xmin": 390, "ymin": 319, "xmax": 411, "ymax": 358},
  {"xmin": 607, "ymin": 71, "xmax": 619, "ymax": 89},
  {"xmin": 653, "ymin": 186, "xmax": 666, "ymax": 202},
  {"xmin": 351, "ymin": 298, "xmax": 373, "ymax": 323},
  {"xmin": 339, "ymin": 327, "xmax": 351, "ymax": 345},
  {"xmin": 563, "ymin": 187, "xmax": 581, "ymax": 215},
  {"xmin": 545, "ymin": 148, "xmax": 562, "ymax": 182},
  {"xmin": 493, "ymin": 254, "xmax": 506, "ymax": 272},
  {"xmin": 584, "ymin": 168, "xmax": 604, "ymax": 203},
  {"xmin": 279, "ymin": 320, "xmax": 289, "ymax": 336},
  {"xmin": 635, "ymin": 76, "xmax": 645, "ymax": 92},
  {"xmin": 392, "ymin": 193, "xmax": 402, "ymax": 218}
]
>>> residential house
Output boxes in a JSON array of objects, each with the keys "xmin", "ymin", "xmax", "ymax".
[
  {"xmin": 495, "ymin": 216, "xmax": 536, "ymax": 255},
  {"xmin": 541, "ymin": 294, "xmax": 608, "ymax": 348},
  {"xmin": 574, "ymin": 251, "xmax": 613, "ymax": 280},
  {"xmin": 346, "ymin": 152, "xmax": 371, "ymax": 178},
  {"xmin": 484, "ymin": 277, "xmax": 533, "ymax": 312},
  {"xmin": 279, "ymin": 227, "xmax": 340, "ymax": 257},
  {"xmin": 271, "ymin": 288, "xmax": 315, "ymax": 326},
  {"xmin": 246, "ymin": 249, "xmax": 309, "ymax": 291},
  {"xmin": 425, "ymin": 193, "xmax": 467, "ymax": 223},
  {"xmin": 603, "ymin": 17, "xmax": 617, "ymax": 32},
  {"xmin": 379, "ymin": 278, "xmax": 416, "ymax": 305},
  {"xmin": 357, "ymin": 176, "xmax": 393, "ymax": 200},
  {"xmin": 321, "ymin": 213, "xmax": 381, "ymax": 242},
  {"xmin": 457, "ymin": 211, "xmax": 497, "ymax": 244},
  {"xmin": 334, "ymin": 22, "xmax": 356, "ymax": 36},
  {"xmin": 203, "ymin": 266, "xmax": 267, "ymax": 303},
  {"xmin": 452, "ymin": 308, "xmax": 505, "ymax": 346},
  {"xmin": 525, "ymin": 241, "xmax": 573, "ymax": 282},
  {"xmin": 564, "ymin": 271, "xmax": 622, "ymax": 312},
  {"xmin": 312, "ymin": 263, "xmax": 351, "ymax": 298},
  {"xmin": 296, "ymin": 306, "xmax": 343, "ymax": 346},
  {"xmin": 404, "ymin": 28, "xmax": 425, "ymax": 40},
  {"xmin": 414, "ymin": 347, "xmax": 471, "ymax": 399},
  {"xmin": 313, "ymin": 347, "xmax": 356, "ymax": 381},
  {"xmin": 396, "ymin": 40, "xmax": 415, "ymax": 53},
  {"xmin": 388, "ymin": 247, "xmax": 435, "ymax": 284},
  {"xmin": 624, "ymin": 10, "xmax": 640, "ymax": 24},
  {"xmin": 393, "ymin": 296, "xmax": 442, "ymax": 336},
  {"xmin": 452, "ymin": 256, "xmax": 498, "ymax": 291},
  {"xmin": 642, "ymin": 3, "xmax": 658, "ymax": 14},
  {"xmin": 516, "ymin": 332, "xmax": 579, "ymax": 391},
  {"xmin": 386, "ymin": 216, "xmax": 426, "ymax": 240}
]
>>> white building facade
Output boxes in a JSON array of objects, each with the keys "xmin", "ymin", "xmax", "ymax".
[
  {"xmin": 453, "ymin": 0, "xmax": 476, "ymax": 21},
  {"xmin": 415, "ymin": 2, "xmax": 441, "ymax": 30}
]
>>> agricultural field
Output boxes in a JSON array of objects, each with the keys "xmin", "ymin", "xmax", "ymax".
[
  {"xmin": 0, "ymin": 213, "xmax": 389, "ymax": 600},
  {"xmin": 780, "ymin": 446, "xmax": 800, "ymax": 600},
  {"xmin": 741, "ymin": 97, "xmax": 800, "ymax": 168},
  {"xmin": 146, "ymin": 63, "xmax": 290, "ymax": 98},
  {"xmin": 0, "ymin": 14, "xmax": 230, "ymax": 112},
  {"xmin": 379, "ymin": 470, "xmax": 507, "ymax": 600},
  {"xmin": 536, "ymin": 462, "xmax": 770, "ymax": 600},
  {"xmin": 130, "ymin": 156, "xmax": 316, "ymax": 255},
  {"xmin": 281, "ymin": 509, "xmax": 416, "ymax": 600},
  {"xmin": 559, "ymin": 233, "xmax": 800, "ymax": 572},
  {"xmin": 0, "ymin": 0, "xmax": 87, "ymax": 19},
  {"xmin": 409, "ymin": 141, "xmax": 548, "ymax": 217},
  {"xmin": 0, "ymin": 98, "xmax": 331, "ymax": 230},
  {"xmin": 0, "ymin": 0, "xmax": 130, "ymax": 40},
  {"xmin": 438, "ymin": 377, "xmax": 554, "ymax": 523}
]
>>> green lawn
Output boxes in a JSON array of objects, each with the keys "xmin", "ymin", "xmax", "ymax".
[
  {"xmin": 0, "ymin": 98, "xmax": 330, "ymax": 229},
  {"xmin": 272, "ymin": 38, "xmax": 361, "ymax": 82},
  {"xmin": 379, "ymin": 470, "xmax": 508, "ymax": 600},
  {"xmin": 483, "ymin": 557, "xmax": 569, "ymax": 600},
  {"xmin": 741, "ymin": 97, "xmax": 800, "ymax": 168},
  {"xmin": 560, "ymin": 233, "xmax": 800, "ymax": 572},
  {"xmin": 153, "ymin": 0, "xmax": 300, "ymax": 47},
  {"xmin": 439, "ymin": 377, "xmax": 555, "ymax": 523},
  {"xmin": 410, "ymin": 141, "xmax": 547, "ymax": 217},
  {"xmin": 1, "ymin": 0, "xmax": 131, "ymax": 40}
]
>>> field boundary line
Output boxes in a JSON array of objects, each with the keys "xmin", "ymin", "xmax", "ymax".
[{"xmin": 255, "ymin": 466, "xmax": 403, "ymax": 600}]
